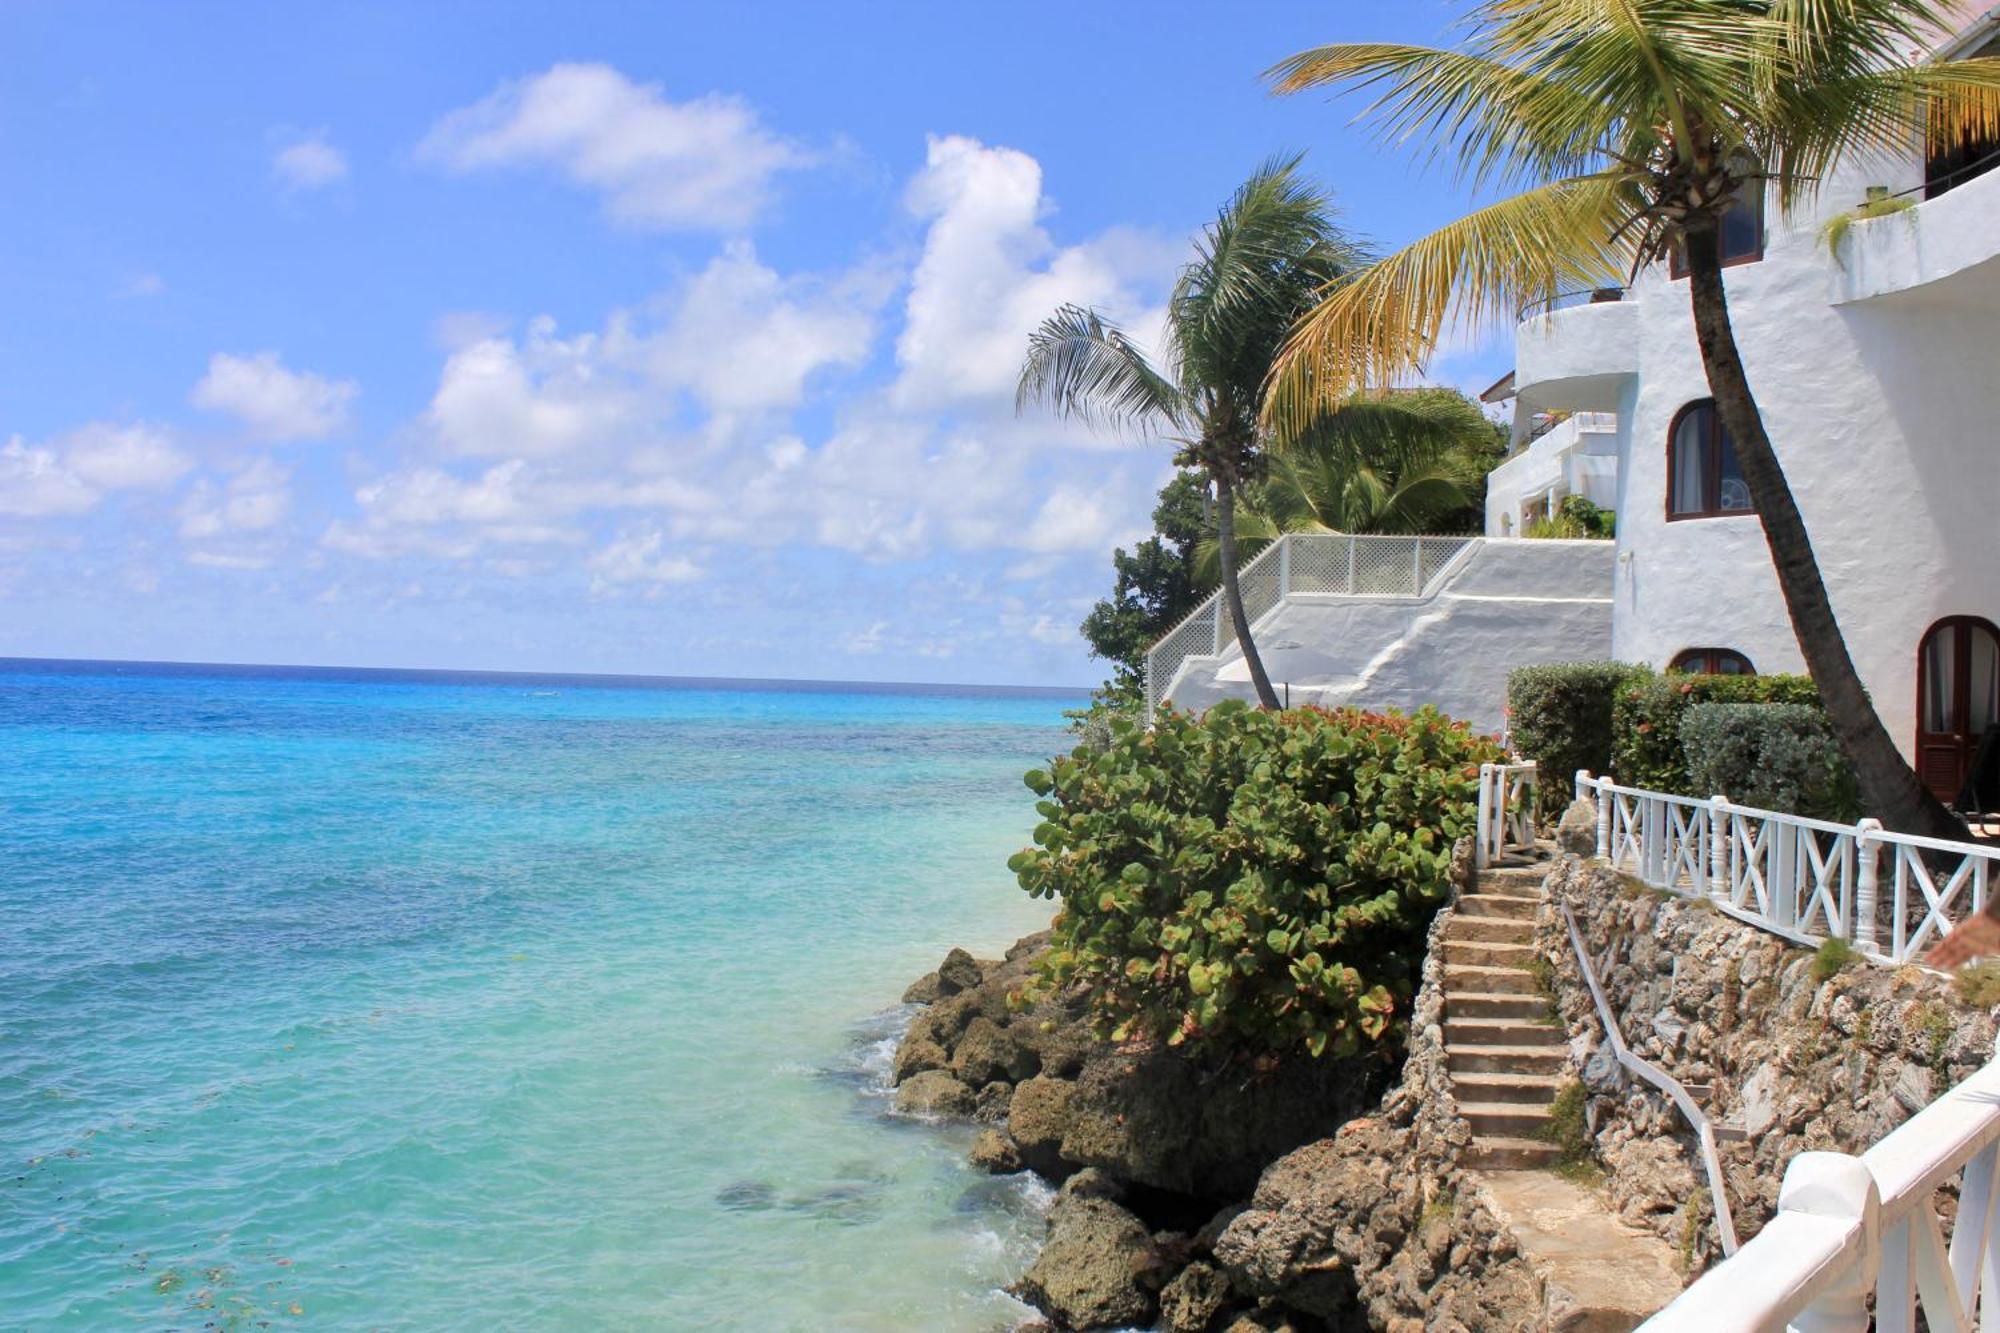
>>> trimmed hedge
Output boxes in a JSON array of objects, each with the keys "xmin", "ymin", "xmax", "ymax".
[
  {"xmin": 1611, "ymin": 669, "xmax": 1821, "ymax": 794},
  {"xmin": 1682, "ymin": 702, "xmax": 1859, "ymax": 821},
  {"xmin": 1009, "ymin": 700, "xmax": 1504, "ymax": 1061},
  {"xmin": 1506, "ymin": 662, "xmax": 1641, "ymax": 813}
]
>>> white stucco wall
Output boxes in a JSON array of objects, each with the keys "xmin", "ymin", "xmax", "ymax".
[
  {"xmin": 1516, "ymin": 148, "xmax": 2000, "ymax": 761},
  {"xmin": 1165, "ymin": 539, "xmax": 1614, "ymax": 735},
  {"xmin": 1484, "ymin": 414, "xmax": 1623, "ymax": 536}
]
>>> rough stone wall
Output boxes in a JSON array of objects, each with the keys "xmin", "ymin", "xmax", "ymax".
[{"xmin": 1536, "ymin": 854, "xmax": 2000, "ymax": 1273}]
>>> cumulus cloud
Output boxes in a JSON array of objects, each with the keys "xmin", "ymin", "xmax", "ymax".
[
  {"xmin": 191, "ymin": 352, "xmax": 357, "ymax": 440},
  {"xmin": 418, "ymin": 63, "xmax": 808, "ymax": 230},
  {"xmin": 178, "ymin": 457, "xmax": 290, "ymax": 539},
  {"xmin": 0, "ymin": 424, "xmax": 189, "ymax": 517},
  {"xmin": 272, "ymin": 131, "xmax": 349, "ymax": 191},
  {"xmin": 425, "ymin": 324, "xmax": 639, "ymax": 459},
  {"xmin": 587, "ymin": 529, "xmax": 703, "ymax": 591}
]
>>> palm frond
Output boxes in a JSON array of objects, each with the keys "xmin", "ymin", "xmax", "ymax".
[{"xmin": 1016, "ymin": 305, "xmax": 1186, "ymax": 433}]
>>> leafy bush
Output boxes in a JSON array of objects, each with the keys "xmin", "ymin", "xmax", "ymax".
[
  {"xmin": 1008, "ymin": 700, "xmax": 1503, "ymax": 1061},
  {"xmin": 1613, "ymin": 670, "xmax": 1821, "ymax": 794},
  {"xmin": 1525, "ymin": 494, "xmax": 1616, "ymax": 540},
  {"xmin": 1682, "ymin": 702, "xmax": 1858, "ymax": 821},
  {"xmin": 1063, "ymin": 693, "xmax": 1144, "ymax": 754},
  {"xmin": 1506, "ymin": 662, "xmax": 1640, "ymax": 814}
]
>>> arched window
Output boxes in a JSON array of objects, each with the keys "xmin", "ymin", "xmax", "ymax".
[
  {"xmin": 1917, "ymin": 616, "xmax": 2000, "ymax": 802},
  {"xmin": 1670, "ymin": 648, "xmax": 1757, "ymax": 676},
  {"xmin": 1667, "ymin": 400, "xmax": 1754, "ymax": 520}
]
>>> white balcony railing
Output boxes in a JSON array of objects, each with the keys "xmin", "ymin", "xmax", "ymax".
[
  {"xmin": 1474, "ymin": 761, "xmax": 1539, "ymax": 868},
  {"xmin": 1641, "ymin": 1054, "xmax": 2000, "ymax": 1331},
  {"xmin": 1569, "ymin": 771, "xmax": 2000, "ymax": 966},
  {"xmin": 1142, "ymin": 533, "xmax": 1476, "ymax": 717}
]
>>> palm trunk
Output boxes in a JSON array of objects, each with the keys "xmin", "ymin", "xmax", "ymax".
[
  {"xmin": 1217, "ymin": 473, "xmax": 1282, "ymax": 710},
  {"xmin": 1683, "ymin": 225, "xmax": 1963, "ymax": 840}
]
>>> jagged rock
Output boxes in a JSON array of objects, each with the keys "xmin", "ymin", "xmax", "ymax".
[
  {"xmin": 1057, "ymin": 1167, "xmax": 1123, "ymax": 1202},
  {"xmin": 892, "ymin": 1036, "xmax": 948, "ymax": 1084},
  {"xmin": 1008, "ymin": 1074, "xmax": 1074, "ymax": 1171},
  {"xmin": 1007, "ymin": 930, "xmax": 1052, "ymax": 960},
  {"xmin": 1556, "ymin": 798, "xmax": 1599, "ymax": 855},
  {"xmin": 974, "ymin": 1080, "xmax": 1014, "ymax": 1123},
  {"xmin": 1010, "ymin": 1193, "xmax": 1158, "ymax": 1330},
  {"xmin": 901, "ymin": 971, "xmax": 943, "ymax": 1005},
  {"xmin": 1195, "ymin": 1203, "xmax": 1248, "ymax": 1255},
  {"xmin": 1159, "ymin": 1261, "xmax": 1233, "ymax": 1333},
  {"xmin": 969, "ymin": 1128, "xmax": 1023, "ymax": 1174},
  {"xmin": 936, "ymin": 947, "xmax": 984, "ymax": 995},
  {"xmin": 951, "ymin": 1015, "xmax": 1038, "ymax": 1085},
  {"xmin": 1581, "ymin": 1042, "xmax": 1624, "ymax": 1094},
  {"xmin": 894, "ymin": 1069, "xmax": 975, "ymax": 1118}
]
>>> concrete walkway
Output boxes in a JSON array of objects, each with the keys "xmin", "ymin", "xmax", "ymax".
[{"xmin": 1473, "ymin": 1169, "xmax": 1685, "ymax": 1332}]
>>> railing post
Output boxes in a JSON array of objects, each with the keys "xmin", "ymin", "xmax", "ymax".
[
  {"xmin": 1594, "ymin": 777, "xmax": 1611, "ymax": 860},
  {"xmin": 1642, "ymin": 795, "xmax": 1664, "ymax": 883},
  {"xmin": 1708, "ymin": 796, "xmax": 1729, "ymax": 904},
  {"xmin": 1575, "ymin": 768, "xmax": 1590, "ymax": 805},
  {"xmin": 1476, "ymin": 763, "xmax": 1494, "ymax": 869},
  {"xmin": 1854, "ymin": 819, "xmax": 1882, "ymax": 955},
  {"xmin": 1771, "ymin": 814, "xmax": 1799, "ymax": 931},
  {"xmin": 1784, "ymin": 1153, "xmax": 1880, "ymax": 1333}
]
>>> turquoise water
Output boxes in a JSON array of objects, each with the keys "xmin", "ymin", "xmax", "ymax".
[{"xmin": 0, "ymin": 661, "xmax": 1080, "ymax": 1330}]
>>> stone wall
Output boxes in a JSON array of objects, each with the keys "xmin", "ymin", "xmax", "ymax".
[{"xmin": 1536, "ymin": 854, "xmax": 2000, "ymax": 1273}]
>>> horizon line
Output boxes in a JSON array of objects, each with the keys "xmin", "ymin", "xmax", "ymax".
[{"xmin": 0, "ymin": 653, "xmax": 1097, "ymax": 698}]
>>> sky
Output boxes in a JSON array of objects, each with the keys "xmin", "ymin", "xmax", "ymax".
[{"xmin": 0, "ymin": 1, "xmax": 1510, "ymax": 687}]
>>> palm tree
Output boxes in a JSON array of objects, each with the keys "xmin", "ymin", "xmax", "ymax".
[
  {"xmin": 1018, "ymin": 156, "xmax": 1364, "ymax": 709},
  {"xmin": 1265, "ymin": 1, "xmax": 2000, "ymax": 840},
  {"xmin": 1190, "ymin": 389, "xmax": 1501, "ymax": 583}
]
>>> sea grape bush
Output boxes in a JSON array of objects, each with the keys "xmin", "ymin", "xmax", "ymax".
[{"xmin": 1007, "ymin": 700, "xmax": 1503, "ymax": 1062}]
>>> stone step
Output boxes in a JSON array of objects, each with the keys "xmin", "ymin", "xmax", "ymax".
[
  {"xmin": 1474, "ymin": 1169, "xmax": 1687, "ymax": 1328},
  {"xmin": 1474, "ymin": 865, "xmax": 1552, "ymax": 890},
  {"xmin": 1444, "ymin": 1018, "xmax": 1566, "ymax": 1048},
  {"xmin": 1444, "ymin": 991, "xmax": 1556, "ymax": 1023},
  {"xmin": 1455, "ymin": 893, "xmax": 1541, "ymax": 921},
  {"xmin": 1441, "ymin": 939, "xmax": 1540, "ymax": 969},
  {"xmin": 1443, "ymin": 963, "xmax": 1541, "ymax": 996},
  {"xmin": 1445, "ymin": 914, "xmax": 1536, "ymax": 944},
  {"xmin": 1468, "ymin": 1135, "xmax": 1563, "ymax": 1170},
  {"xmin": 1452, "ymin": 1071, "xmax": 1566, "ymax": 1105},
  {"xmin": 1461, "ymin": 1101, "xmax": 1557, "ymax": 1138},
  {"xmin": 1446, "ymin": 1043, "xmax": 1569, "ymax": 1075}
]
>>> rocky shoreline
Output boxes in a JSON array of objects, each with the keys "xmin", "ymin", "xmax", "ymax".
[{"xmin": 890, "ymin": 933, "xmax": 1408, "ymax": 1331}]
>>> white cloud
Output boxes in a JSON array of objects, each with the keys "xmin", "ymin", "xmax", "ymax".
[
  {"xmin": 188, "ymin": 550, "xmax": 274, "ymax": 571},
  {"xmin": 425, "ymin": 327, "xmax": 637, "ymax": 459},
  {"xmin": 1021, "ymin": 487, "xmax": 1129, "ymax": 553},
  {"xmin": 272, "ymin": 132, "xmax": 349, "ymax": 191},
  {"xmin": 894, "ymin": 134, "xmax": 1173, "ymax": 410},
  {"xmin": 418, "ymin": 63, "xmax": 807, "ymax": 230},
  {"xmin": 0, "ymin": 424, "xmax": 189, "ymax": 518},
  {"xmin": 114, "ymin": 273, "xmax": 166, "ymax": 300},
  {"xmin": 191, "ymin": 352, "xmax": 357, "ymax": 441},
  {"xmin": 178, "ymin": 457, "xmax": 290, "ymax": 539},
  {"xmin": 587, "ymin": 529, "xmax": 703, "ymax": 590}
]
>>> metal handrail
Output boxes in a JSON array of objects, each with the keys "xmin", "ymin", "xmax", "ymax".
[
  {"xmin": 1885, "ymin": 142, "xmax": 2000, "ymax": 201},
  {"xmin": 1517, "ymin": 286, "xmax": 1627, "ymax": 321},
  {"xmin": 1561, "ymin": 901, "xmax": 1740, "ymax": 1257}
]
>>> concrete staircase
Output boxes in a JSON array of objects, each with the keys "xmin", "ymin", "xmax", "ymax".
[{"xmin": 1443, "ymin": 855, "xmax": 1568, "ymax": 1170}]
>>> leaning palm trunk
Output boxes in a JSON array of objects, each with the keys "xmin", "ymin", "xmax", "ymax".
[
  {"xmin": 1215, "ymin": 474, "xmax": 1281, "ymax": 709},
  {"xmin": 1682, "ymin": 227, "xmax": 1963, "ymax": 841}
]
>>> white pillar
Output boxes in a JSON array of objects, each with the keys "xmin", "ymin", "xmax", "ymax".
[
  {"xmin": 1476, "ymin": 764, "xmax": 1494, "ymax": 869},
  {"xmin": 1594, "ymin": 778, "xmax": 1611, "ymax": 860},
  {"xmin": 1786, "ymin": 1152, "xmax": 1881, "ymax": 1333},
  {"xmin": 1708, "ymin": 796, "xmax": 1729, "ymax": 904},
  {"xmin": 1854, "ymin": 820, "xmax": 1883, "ymax": 954}
]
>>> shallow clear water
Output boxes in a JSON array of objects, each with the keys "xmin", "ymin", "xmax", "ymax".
[{"xmin": 0, "ymin": 660, "xmax": 1079, "ymax": 1330}]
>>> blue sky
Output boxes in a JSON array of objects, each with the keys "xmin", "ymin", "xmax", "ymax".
[{"xmin": 0, "ymin": 1, "xmax": 1507, "ymax": 686}]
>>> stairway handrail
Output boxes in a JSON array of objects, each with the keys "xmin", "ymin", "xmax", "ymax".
[{"xmin": 1560, "ymin": 900, "xmax": 1740, "ymax": 1256}]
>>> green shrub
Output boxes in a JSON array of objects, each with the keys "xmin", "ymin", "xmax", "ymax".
[
  {"xmin": 1507, "ymin": 662, "xmax": 1640, "ymax": 813},
  {"xmin": 1009, "ymin": 700, "xmax": 1503, "ymax": 1061},
  {"xmin": 1611, "ymin": 669, "xmax": 1821, "ymax": 793},
  {"xmin": 1811, "ymin": 936, "xmax": 1858, "ymax": 983},
  {"xmin": 1682, "ymin": 702, "xmax": 1859, "ymax": 821}
]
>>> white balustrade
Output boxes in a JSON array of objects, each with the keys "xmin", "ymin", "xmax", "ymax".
[
  {"xmin": 1562, "ymin": 771, "xmax": 2000, "ymax": 967},
  {"xmin": 1475, "ymin": 761, "xmax": 1539, "ymax": 868},
  {"xmin": 1640, "ymin": 1056, "xmax": 2000, "ymax": 1331}
]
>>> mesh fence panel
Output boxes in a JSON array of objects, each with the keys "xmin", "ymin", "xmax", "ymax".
[
  {"xmin": 1145, "ymin": 606, "xmax": 1219, "ymax": 715},
  {"xmin": 1351, "ymin": 537, "xmax": 1423, "ymax": 595},
  {"xmin": 1418, "ymin": 536, "xmax": 1473, "ymax": 588},
  {"xmin": 1285, "ymin": 534, "xmax": 1351, "ymax": 593}
]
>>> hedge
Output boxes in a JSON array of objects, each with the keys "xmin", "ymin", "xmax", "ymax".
[
  {"xmin": 1611, "ymin": 668, "xmax": 1821, "ymax": 794},
  {"xmin": 1008, "ymin": 701, "xmax": 1504, "ymax": 1061},
  {"xmin": 1506, "ymin": 662, "xmax": 1641, "ymax": 814},
  {"xmin": 1682, "ymin": 702, "xmax": 1859, "ymax": 821}
]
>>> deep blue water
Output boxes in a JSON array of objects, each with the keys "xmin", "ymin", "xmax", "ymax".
[{"xmin": 0, "ymin": 659, "xmax": 1083, "ymax": 1329}]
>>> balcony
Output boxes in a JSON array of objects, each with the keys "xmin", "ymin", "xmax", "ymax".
[
  {"xmin": 1512, "ymin": 289, "xmax": 1638, "ymax": 412},
  {"xmin": 1831, "ymin": 156, "xmax": 2000, "ymax": 307}
]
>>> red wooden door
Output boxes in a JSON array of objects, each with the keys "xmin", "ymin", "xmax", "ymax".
[{"xmin": 1917, "ymin": 617, "xmax": 2000, "ymax": 803}]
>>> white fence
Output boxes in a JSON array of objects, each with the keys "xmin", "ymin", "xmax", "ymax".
[
  {"xmin": 1142, "ymin": 532, "xmax": 1475, "ymax": 717},
  {"xmin": 1572, "ymin": 771, "xmax": 2000, "ymax": 967},
  {"xmin": 1475, "ymin": 761, "xmax": 1540, "ymax": 868},
  {"xmin": 1640, "ymin": 1054, "xmax": 2000, "ymax": 1331}
]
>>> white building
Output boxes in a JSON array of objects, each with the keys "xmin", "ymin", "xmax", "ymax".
[{"xmin": 1155, "ymin": 7, "xmax": 2000, "ymax": 803}]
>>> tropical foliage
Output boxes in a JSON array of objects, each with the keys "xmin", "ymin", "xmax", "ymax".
[
  {"xmin": 1683, "ymin": 701, "xmax": 1859, "ymax": 821},
  {"xmin": 1019, "ymin": 157, "xmax": 1366, "ymax": 709},
  {"xmin": 1190, "ymin": 387, "xmax": 1503, "ymax": 583},
  {"xmin": 1266, "ymin": 0, "xmax": 2000, "ymax": 839},
  {"xmin": 1612, "ymin": 667, "xmax": 1821, "ymax": 794},
  {"xmin": 1009, "ymin": 701, "xmax": 1502, "ymax": 1061},
  {"xmin": 1506, "ymin": 661, "xmax": 1644, "ymax": 815}
]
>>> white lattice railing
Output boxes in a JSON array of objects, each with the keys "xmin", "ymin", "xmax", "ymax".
[
  {"xmin": 1142, "ymin": 533, "xmax": 1477, "ymax": 717},
  {"xmin": 1640, "ymin": 1054, "xmax": 2000, "ymax": 1331},
  {"xmin": 1573, "ymin": 770, "xmax": 2000, "ymax": 966},
  {"xmin": 1475, "ymin": 761, "xmax": 1539, "ymax": 868}
]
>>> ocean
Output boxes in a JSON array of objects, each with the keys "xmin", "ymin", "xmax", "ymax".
[{"xmin": 0, "ymin": 659, "xmax": 1084, "ymax": 1330}]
